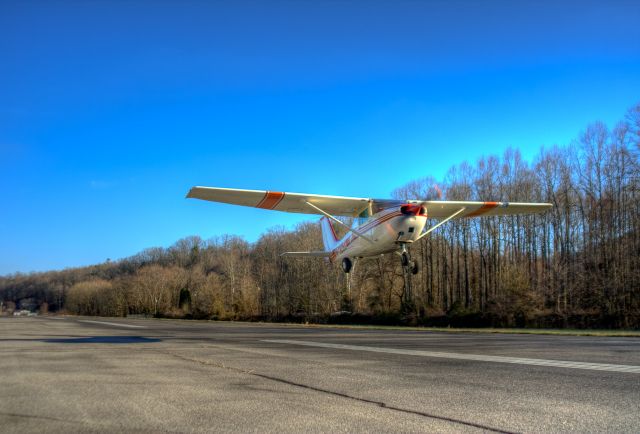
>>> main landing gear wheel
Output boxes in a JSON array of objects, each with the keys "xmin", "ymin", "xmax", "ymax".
[
  {"xmin": 341, "ymin": 257, "xmax": 353, "ymax": 273},
  {"xmin": 410, "ymin": 260, "xmax": 419, "ymax": 275}
]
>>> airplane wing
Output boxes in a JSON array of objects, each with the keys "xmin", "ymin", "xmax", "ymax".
[
  {"xmin": 187, "ymin": 186, "xmax": 371, "ymax": 216},
  {"xmin": 417, "ymin": 201, "xmax": 552, "ymax": 219},
  {"xmin": 187, "ymin": 186, "xmax": 551, "ymax": 218}
]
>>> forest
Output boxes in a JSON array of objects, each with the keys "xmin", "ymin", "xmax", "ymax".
[{"xmin": 1, "ymin": 103, "xmax": 639, "ymax": 328}]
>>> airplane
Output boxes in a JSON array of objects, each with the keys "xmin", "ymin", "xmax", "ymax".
[{"xmin": 187, "ymin": 186, "xmax": 551, "ymax": 274}]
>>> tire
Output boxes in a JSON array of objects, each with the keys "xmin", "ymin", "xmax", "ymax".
[
  {"xmin": 411, "ymin": 261, "xmax": 419, "ymax": 275},
  {"xmin": 341, "ymin": 258, "xmax": 352, "ymax": 273},
  {"xmin": 401, "ymin": 252, "xmax": 409, "ymax": 267}
]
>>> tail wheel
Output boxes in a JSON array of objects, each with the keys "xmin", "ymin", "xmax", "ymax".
[
  {"xmin": 410, "ymin": 260, "xmax": 419, "ymax": 275},
  {"xmin": 341, "ymin": 258, "xmax": 352, "ymax": 274},
  {"xmin": 401, "ymin": 252, "xmax": 410, "ymax": 267}
]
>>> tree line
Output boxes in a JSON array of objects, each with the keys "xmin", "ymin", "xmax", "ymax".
[{"xmin": 1, "ymin": 103, "xmax": 639, "ymax": 328}]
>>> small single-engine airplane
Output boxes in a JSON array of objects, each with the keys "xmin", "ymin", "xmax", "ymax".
[{"xmin": 187, "ymin": 186, "xmax": 551, "ymax": 274}]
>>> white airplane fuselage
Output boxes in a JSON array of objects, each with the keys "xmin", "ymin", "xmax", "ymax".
[{"xmin": 329, "ymin": 206, "xmax": 428, "ymax": 262}]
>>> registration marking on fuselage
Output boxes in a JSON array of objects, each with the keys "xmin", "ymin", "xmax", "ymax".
[
  {"xmin": 79, "ymin": 320, "xmax": 147, "ymax": 329},
  {"xmin": 262, "ymin": 339, "xmax": 640, "ymax": 374}
]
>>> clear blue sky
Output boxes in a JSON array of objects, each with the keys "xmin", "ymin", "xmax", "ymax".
[{"xmin": 1, "ymin": 0, "xmax": 639, "ymax": 274}]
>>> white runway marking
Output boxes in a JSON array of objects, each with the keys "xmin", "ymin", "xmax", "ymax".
[
  {"xmin": 79, "ymin": 320, "xmax": 146, "ymax": 329},
  {"xmin": 263, "ymin": 339, "xmax": 640, "ymax": 374}
]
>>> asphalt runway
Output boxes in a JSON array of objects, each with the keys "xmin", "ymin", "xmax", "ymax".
[{"xmin": 1, "ymin": 317, "xmax": 639, "ymax": 433}]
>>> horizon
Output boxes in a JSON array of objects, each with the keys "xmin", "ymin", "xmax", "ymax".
[{"xmin": 2, "ymin": 0, "xmax": 639, "ymax": 274}]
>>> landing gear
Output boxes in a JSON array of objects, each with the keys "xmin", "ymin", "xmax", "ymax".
[
  {"xmin": 399, "ymin": 244, "xmax": 419, "ymax": 319},
  {"xmin": 342, "ymin": 258, "xmax": 355, "ymax": 312},
  {"xmin": 400, "ymin": 251, "xmax": 418, "ymax": 274},
  {"xmin": 341, "ymin": 257, "xmax": 353, "ymax": 273},
  {"xmin": 399, "ymin": 245, "xmax": 418, "ymax": 273}
]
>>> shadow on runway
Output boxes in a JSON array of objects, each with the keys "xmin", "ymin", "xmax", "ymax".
[
  {"xmin": 44, "ymin": 336, "xmax": 161, "ymax": 344},
  {"xmin": 0, "ymin": 336, "xmax": 161, "ymax": 344}
]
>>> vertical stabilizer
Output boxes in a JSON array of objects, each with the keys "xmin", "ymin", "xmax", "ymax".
[{"xmin": 320, "ymin": 216, "xmax": 339, "ymax": 251}]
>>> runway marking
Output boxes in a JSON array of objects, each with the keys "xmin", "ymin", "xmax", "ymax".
[
  {"xmin": 78, "ymin": 320, "xmax": 146, "ymax": 329},
  {"xmin": 263, "ymin": 339, "xmax": 640, "ymax": 374}
]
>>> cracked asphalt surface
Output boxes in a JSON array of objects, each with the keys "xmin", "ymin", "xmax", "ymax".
[{"xmin": 1, "ymin": 316, "xmax": 639, "ymax": 433}]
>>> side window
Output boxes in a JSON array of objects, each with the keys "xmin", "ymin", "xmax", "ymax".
[{"xmin": 356, "ymin": 208, "xmax": 370, "ymax": 227}]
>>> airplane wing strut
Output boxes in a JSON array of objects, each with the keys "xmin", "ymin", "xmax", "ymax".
[
  {"xmin": 414, "ymin": 207, "xmax": 467, "ymax": 242},
  {"xmin": 304, "ymin": 201, "xmax": 376, "ymax": 244},
  {"xmin": 280, "ymin": 251, "xmax": 331, "ymax": 257}
]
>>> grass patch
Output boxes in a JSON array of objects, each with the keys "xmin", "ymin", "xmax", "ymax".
[
  {"xmin": 292, "ymin": 323, "xmax": 640, "ymax": 337},
  {"xmin": 59, "ymin": 315, "xmax": 640, "ymax": 337}
]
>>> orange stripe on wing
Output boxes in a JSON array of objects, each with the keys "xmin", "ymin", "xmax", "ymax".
[
  {"xmin": 256, "ymin": 191, "xmax": 285, "ymax": 209},
  {"xmin": 271, "ymin": 192, "xmax": 285, "ymax": 209},
  {"xmin": 466, "ymin": 202, "xmax": 499, "ymax": 217},
  {"xmin": 255, "ymin": 193, "xmax": 269, "ymax": 208}
]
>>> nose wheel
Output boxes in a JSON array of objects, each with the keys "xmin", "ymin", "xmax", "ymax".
[
  {"xmin": 401, "ymin": 251, "xmax": 409, "ymax": 266},
  {"xmin": 400, "ymin": 249, "xmax": 419, "ymax": 275}
]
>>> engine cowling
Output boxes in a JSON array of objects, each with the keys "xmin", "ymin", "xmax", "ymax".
[{"xmin": 400, "ymin": 204, "xmax": 427, "ymax": 216}]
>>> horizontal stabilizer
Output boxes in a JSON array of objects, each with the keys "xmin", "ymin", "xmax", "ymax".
[{"xmin": 280, "ymin": 251, "xmax": 331, "ymax": 257}]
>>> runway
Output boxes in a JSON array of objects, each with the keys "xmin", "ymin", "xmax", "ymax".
[{"xmin": 1, "ymin": 317, "xmax": 639, "ymax": 433}]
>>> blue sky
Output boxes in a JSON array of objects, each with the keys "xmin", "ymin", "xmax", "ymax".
[{"xmin": 1, "ymin": 0, "xmax": 639, "ymax": 274}]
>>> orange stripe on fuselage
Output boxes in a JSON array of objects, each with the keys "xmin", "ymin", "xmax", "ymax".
[
  {"xmin": 466, "ymin": 202, "xmax": 499, "ymax": 217},
  {"xmin": 357, "ymin": 209, "xmax": 398, "ymax": 233},
  {"xmin": 256, "ymin": 191, "xmax": 285, "ymax": 209}
]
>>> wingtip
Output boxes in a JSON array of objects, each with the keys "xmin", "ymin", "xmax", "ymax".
[{"xmin": 185, "ymin": 186, "xmax": 196, "ymax": 199}]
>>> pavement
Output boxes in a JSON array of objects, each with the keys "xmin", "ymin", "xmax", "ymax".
[{"xmin": 1, "ymin": 316, "xmax": 639, "ymax": 433}]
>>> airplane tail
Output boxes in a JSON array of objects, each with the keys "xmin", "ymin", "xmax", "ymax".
[{"xmin": 320, "ymin": 216, "xmax": 339, "ymax": 251}]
